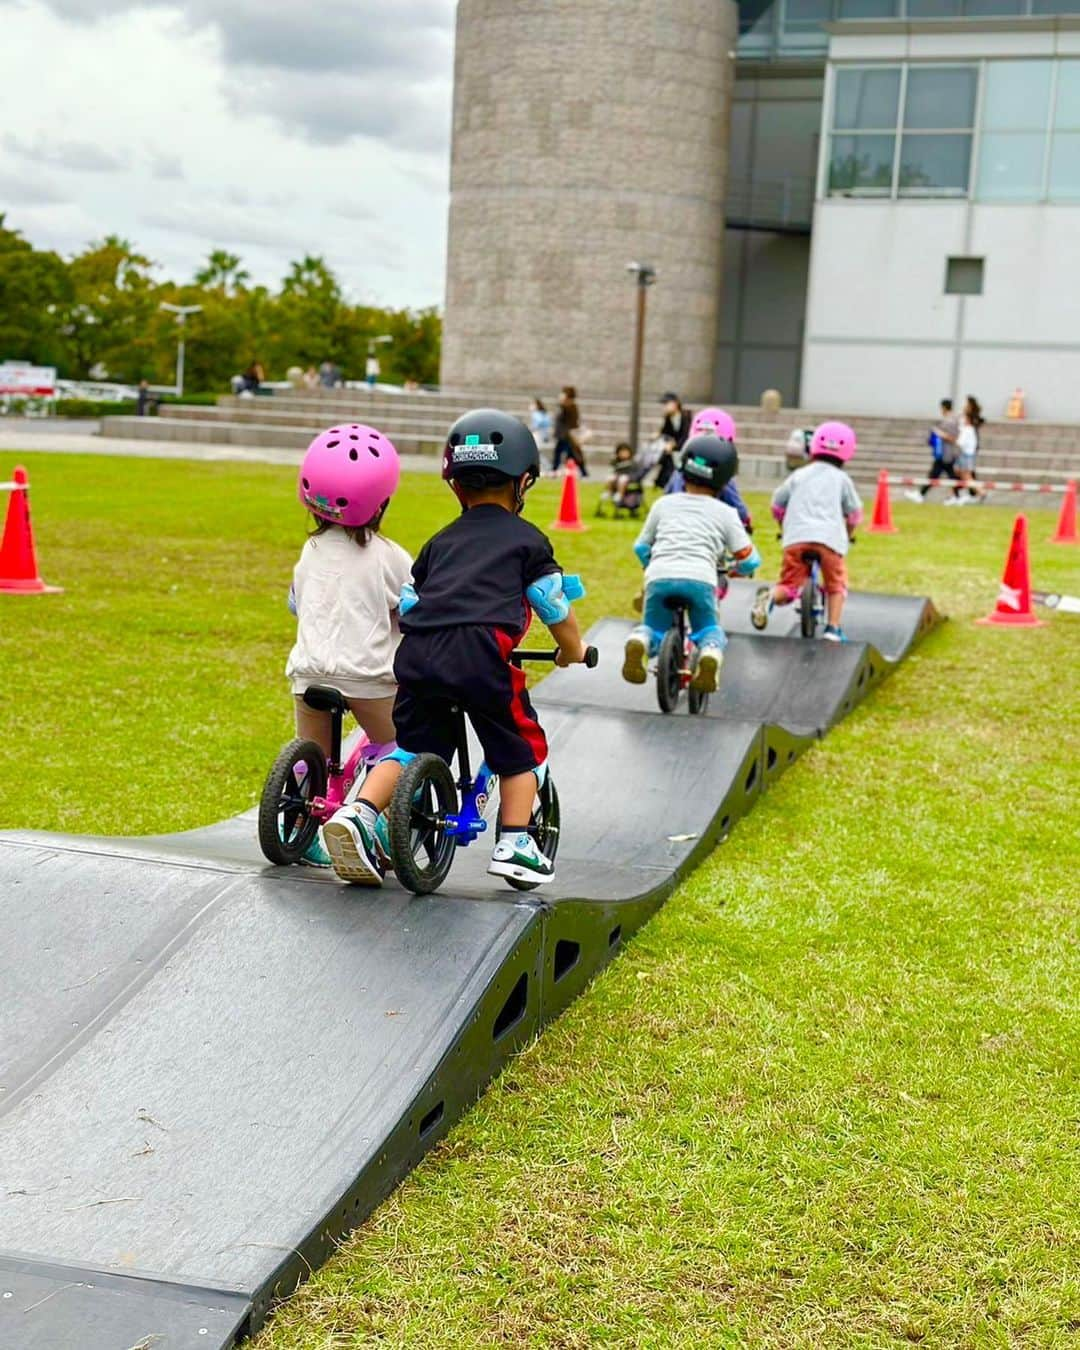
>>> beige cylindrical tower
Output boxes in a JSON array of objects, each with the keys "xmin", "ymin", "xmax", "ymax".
[{"xmin": 441, "ymin": 0, "xmax": 737, "ymax": 403}]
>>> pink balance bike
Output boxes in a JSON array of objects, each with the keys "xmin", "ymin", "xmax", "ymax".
[{"xmin": 258, "ymin": 686, "xmax": 383, "ymax": 866}]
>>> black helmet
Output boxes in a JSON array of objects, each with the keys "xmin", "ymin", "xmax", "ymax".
[
  {"xmin": 680, "ymin": 434, "xmax": 738, "ymax": 492},
  {"xmin": 442, "ymin": 408, "xmax": 540, "ymax": 487}
]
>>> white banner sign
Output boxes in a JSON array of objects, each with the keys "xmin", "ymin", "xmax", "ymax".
[{"xmin": 0, "ymin": 362, "xmax": 58, "ymax": 397}]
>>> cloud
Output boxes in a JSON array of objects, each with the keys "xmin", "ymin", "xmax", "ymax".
[
  {"xmin": 142, "ymin": 201, "xmax": 310, "ymax": 251},
  {"xmin": 3, "ymin": 133, "xmax": 124, "ymax": 173},
  {"xmin": 0, "ymin": 169, "xmax": 67, "ymax": 205},
  {"xmin": 26, "ymin": 0, "xmax": 455, "ymax": 149},
  {"xmin": 151, "ymin": 152, "xmax": 184, "ymax": 181}
]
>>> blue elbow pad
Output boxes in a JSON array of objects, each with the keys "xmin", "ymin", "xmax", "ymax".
[
  {"xmin": 734, "ymin": 546, "xmax": 761, "ymax": 576},
  {"xmin": 527, "ymin": 572, "xmax": 570, "ymax": 624},
  {"xmin": 633, "ymin": 542, "xmax": 652, "ymax": 566},
  {"xmin": 399, "ymin": 582, "xmax": 419, "ymax": 615},
  {"xmin": 562, "ymin": 573, "xmax": 586, "ymax": 602}
]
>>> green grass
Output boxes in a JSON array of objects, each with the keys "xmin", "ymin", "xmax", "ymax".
[{"xmin": 2, "ymin": 453, "xmax": 1079, "ymax": 1346}]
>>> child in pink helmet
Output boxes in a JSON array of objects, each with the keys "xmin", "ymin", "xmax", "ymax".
[
  {"xmin": 751, "ymin": 421, "xmax": 863, "ymax": 642},
  {"xmin": 285, "ymin": 423, "xmax": 412, "ymax": 864}
]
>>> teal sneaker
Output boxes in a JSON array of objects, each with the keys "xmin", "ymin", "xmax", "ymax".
[
  {"xmin": 299, "ymin": 831, "xmax": 332, "ymax": 868},
  {"xmin": 323, "ymin": 807, "xmax": 386, "ymax": 886}
]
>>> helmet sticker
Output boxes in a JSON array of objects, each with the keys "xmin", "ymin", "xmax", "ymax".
[{"xmin": 453, "ymin": 432, "xmax": 500, "ymax": 463}]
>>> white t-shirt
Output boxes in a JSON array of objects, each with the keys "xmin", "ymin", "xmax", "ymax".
[
  {"xmin": 285, "ymin": 528, "xmax": 413, "ymax": 699},
  {"xmin": 634, "ymin": 493, "xmax": 752, "ymax": 588},
  {"xmin": 773, "ymin": 460, "xmax": 862, "ymax": 557}
]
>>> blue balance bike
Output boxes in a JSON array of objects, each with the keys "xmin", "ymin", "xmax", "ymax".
[
  {"xmin": 386, "ymin": 645, "xmax": 599, "ymax": 896},
  {"xmin": 797, "ymin": 550, "xmax": 827, "ymax": 639}
]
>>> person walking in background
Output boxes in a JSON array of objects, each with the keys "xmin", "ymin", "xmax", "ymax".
[
  {"xmin": 552, "ymin": 386, "xmax": 587, "ymax": 476},
  {"xmin": 948, "ymin": 400, "xmax": 987, "ymax": 505},
  {"xmin": 365, "ymin": 352, "xmax": 380, "ymax": 390},
  {"xmin": 906, "ymin": 398, "xmax": 960, "ymax": 503},
  {"xmin": 529, "ymin": 397, "xmax": 553, "ymax": 453},
  {"xmin": 653, "ymin": 392, "xmax": 692, "ymax": 490}
]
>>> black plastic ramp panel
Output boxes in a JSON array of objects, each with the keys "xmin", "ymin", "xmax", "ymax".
[{"xmin": 0, "ymin": 1253, "xmax": 249, "ymax": 1350}]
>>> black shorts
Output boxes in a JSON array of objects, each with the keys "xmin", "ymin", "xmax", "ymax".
[{"xmin": 392, "ymin": 625, "xmax": 548, "ymax": 777}]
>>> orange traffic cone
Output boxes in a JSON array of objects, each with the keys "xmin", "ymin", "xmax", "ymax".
[
  {"xmin": 1050, "ymin": 479, "xmax": 1078, "ymax": 544},
  {"xmin": 866, "ymin": 469, "xmax": 897, "ymax": 534},
  {"xmin": 0, "ymin": 466, "xmax": 63, "ymax": 594},
  {"xmin": 552, "ymin": 458, "xmax": 585, "ymax": 532},
  {"xmin": 976, "ymin": 513, "xmax": 1043, "ymax": 628}
]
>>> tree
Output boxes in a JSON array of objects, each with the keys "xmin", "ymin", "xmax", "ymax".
[
  {"xmin": 58, "ymin": 236, "xmax": 160, "ymax": 380},
  {"xmin": 0, "ymin": 214, "xmax": 70, "ymax": 368},
  {"xmin": 194, "ymin": 249, "xmax": 250, "ymax": 297}
]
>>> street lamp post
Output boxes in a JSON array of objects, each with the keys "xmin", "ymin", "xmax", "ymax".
[
  {"xmin": 625, "ymin": 262, "xmax": 656, "ymax": 453},
  {"xmin": 159, "ymin": 302, "xmax": 203, "ymax": 397}
]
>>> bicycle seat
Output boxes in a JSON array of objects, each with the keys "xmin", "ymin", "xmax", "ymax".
[
  {"xmin": 302, "ymin": 684, "xmax": 348, "ymax": 713},
  {"xmin": 800, "ymin": 548, "xmax": 822, "ymax": 564}
]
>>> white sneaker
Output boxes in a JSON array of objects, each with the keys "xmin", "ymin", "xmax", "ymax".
[
  {"xmin": 943, "ymin": 496, "xmax": 959, "ymax": 506},
  {"xmin": 488, "ymin": 832, "xmax": 555, "ymax": 885},
  {"xmin": 323, "ymin": 808, "xmax": 386, "ymax": 886},
  {"xmin": 955, "ymin": 495, "xmax": 970, "ymax": 506},
  {"xmin": 904, "ymin": 490, "xmax": 923, "ymax": 504},
  {"xmin": 750, "ymin": 585, "xmax": 771, "ymax": 631}
]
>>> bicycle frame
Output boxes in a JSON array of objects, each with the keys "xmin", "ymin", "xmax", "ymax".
[
  {"xmin": 303, "ymin": 703, "xmax": 376, "ymax": 823},
  {"xmin": 439, "ymin": 709, "xmax": 495, "ymax": 847}
]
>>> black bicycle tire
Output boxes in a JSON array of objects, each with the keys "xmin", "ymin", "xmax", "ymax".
[
  {"xmin": 499, "ymin": 776, "xmax": 562, "ymax": 892},
  {"xmin": 388, "ymin": 753, "xmax": 458, "ymax": 895},
  {"xmin": 800, "ymin": 577, "xmax": 817, "ymax": 639},
  {"xmin": 657, "ymin": 625, "xmax": 682, "ymax": 714},
  {"xmin": 257, "ymin": 738, "xmax": 327, "ymax": 865}
]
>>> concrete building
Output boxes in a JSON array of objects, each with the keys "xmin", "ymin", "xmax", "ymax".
[{"xmin": 442, "ymin": 0, "xmax": 1080, "ymax": 421}]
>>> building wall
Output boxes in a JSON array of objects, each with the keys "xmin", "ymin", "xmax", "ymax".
[
  {"xmin": 801, "ymin": 199, "xmax": 1080, "ymax": 417},
  {"xmin": 441, "ymin": 0, "xmax": 737, "ymax": 401}
]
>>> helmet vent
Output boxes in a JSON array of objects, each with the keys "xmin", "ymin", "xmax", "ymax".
[
  {"xmin": 301, "ymin": 477, "xmax": 310, "ymax": 489},
  {"xmin": 327, "ymin": 440, "xmax": 339, "ymax": 449},
  {"xmin": 449, "ymin": 433, "xmax": 461, "ymax": 446},
  {"xmin": 369, "ymin": 445, "xmax": 380, "ymax": 458},
  {"xmin": 336, "ymin": 497, "xmax": 348, "ymax": 508},
  {"xmin": 490, "ymin": 431, "xmax": 503, "ymax": 444},
  {"xmin": 349, "ymin": 449, "xmax": 358, "ymax": 461}
]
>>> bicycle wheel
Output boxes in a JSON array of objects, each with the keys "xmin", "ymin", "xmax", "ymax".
[
  {"xmin": 800, "ymin": 577, "xmax": 818, "ymax": 638},
  {"xmin": 657, "ymin": 625, "xmax": 682, "ymax": 714},
  {"xmin": 388, "ymin": 753, "xmax": 458, "ymax": 895},
  {"xmin": 258, "ymin": 738, "xmax": 327, "ymax": 865},
  {"xmin": 687, "ymin": 645, "xmax": 710, "ymax": 716},
  {"xmin": 498, "ymin": 776, "xmax": 562, "ymax": 893}
]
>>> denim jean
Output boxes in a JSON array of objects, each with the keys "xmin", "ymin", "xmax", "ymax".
[{"xmin": 631, "ymin": 577, "xmax": 725, "ymax": 654}]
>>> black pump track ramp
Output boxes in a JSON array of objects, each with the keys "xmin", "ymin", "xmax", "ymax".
[{"xmin": 0, "ymin": 584, "xmax": 941, "ymax": 1349}]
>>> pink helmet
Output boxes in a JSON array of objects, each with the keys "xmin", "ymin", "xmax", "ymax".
[
  {"xmin": 810, "ymin": 420, "xmax": 856, "ymax": 463},
  {"xmin": 297, "ymin": 423, "xmax": 401, "ymax": 528},
  {"xmin": 690, "ymin": 406, "xmax": 737, "ymax": 442}
]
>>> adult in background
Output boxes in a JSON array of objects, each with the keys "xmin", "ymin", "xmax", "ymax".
[
  {"xmin": 653, "ymin": 391, "xmax": 692, "ymax": 490},
  {"xmin": 949, "ymin": 397, "xmax": 986, "ymax": 504},
  {"xmin": 239, "ymin": 360, "xmax": 264, "ymax": 396},
  {"xmin": 906, "ymin": 397, "xmax": 959, "ymax": 503},
  {"xmin": 552, "ymin": 386, "xmax": 587, "ymax": 476},
  {"xmin": 529, "ymin": 397, "xmax": 553, "ymax": 453}
]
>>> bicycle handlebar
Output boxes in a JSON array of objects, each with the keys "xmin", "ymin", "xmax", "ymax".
[{"xmin": 510, "ymin": 646, "xmax": 599, "ymax": 668}]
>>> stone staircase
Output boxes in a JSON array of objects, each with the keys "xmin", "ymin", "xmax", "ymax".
[{"xmin": 100, "ymin": 387, "xmax": 1080, "ymax": 488}]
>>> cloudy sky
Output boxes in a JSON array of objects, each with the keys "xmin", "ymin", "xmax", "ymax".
[{"xmin": 0, "ymin": 0, "xmax": 457, "ymax": 307}]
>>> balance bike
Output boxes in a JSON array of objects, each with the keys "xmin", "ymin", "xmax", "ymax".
[
  {"xmin": 258, "ymin": 686, "xmax": 379, "ymax": 865},
  {"xmin": 386, "ymin": 646, "xmax": 598, "ymax": 896}
]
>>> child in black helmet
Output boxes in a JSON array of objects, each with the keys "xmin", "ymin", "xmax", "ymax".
[
  {"xmin": 622, "ymin": 434, "xmax": 761, "ymax": 695},
  {"xmin": 323, "ymin": 408, "xmax": 589, "ymax": 888}
]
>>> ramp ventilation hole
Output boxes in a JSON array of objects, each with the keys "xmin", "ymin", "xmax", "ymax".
[
  {"xmin": 419, "ymin": 1101, "xmax": 445, "ymax": 1138},
  {"xmin": 554, "ymin": 938, "xmax": 581, "ymax": 982},
  {"xmin": 720, "ymin": 815, "xmax": 731, "ymax": 834},
  {"xmin": 767, "ymin": 747, "xmax": 777, "ymax": 771},
  {"xmin": 493, "ymin": 972, "xmax": 528, "ymax": 1041},
  {"xmin": 745, "ymin": 760, "xmax": 759, "ymax": 792},
  {"xmin": 858, "ymin": 668, "xmax": 867, "ymax": 688},
  {"xmin": 787, "ymin": 749, "xmax": 796, "ymax": 764},
  {"xmin": 609, "ymin": 924, "xmax": 622, "ymax": 948}
]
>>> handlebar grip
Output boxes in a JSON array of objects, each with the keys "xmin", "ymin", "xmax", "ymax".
[{"xmin": 584, "ymin": 646, "xmax": 599, "ymax": 669}]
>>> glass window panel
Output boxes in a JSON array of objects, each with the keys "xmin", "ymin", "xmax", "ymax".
[
  {"xmin": 1055, "ymin": 61, "xmax": 1080, "ymax": 130},
  {"xmin": 1049, "ymin": 132, "xmax": 1080, "ymax": 197},
  {"xmin": 904, "ymin": 67, "xmax": 977, "ymax": 128},
  {"xmin": 1031, "ymin": 0, "xmax": 1080, "ymax": 12},
  {"xmin": 834, "ymin": 68, "xmax": 901, "ymax": 129},
  {"xmin": 828, "ymin": 133, "xmax": 896, "ymax": 190},
  {"xmin": 964, "ymin": 0, "xmax": 1023, "ymax": 13},
  {"xmin": 982, "ymin": 61, "xmax": 1052, "ymax": 132},
  {"xmin": 837, "ymin": 0, "xmax": 898, "ymax": 16},
  {"xmin": 899, "ymin": 133, "xmax": 972, "ymax": 192},
  {"xmin": 784, "ymin": 0, "xmax": 831, "ymax": 30},
  {"xmin": 945, "ymin": 257, "xmax": 984, "ymax": 295},
  {"xmin": 906, "ymin": 0, "xmax": 962, "ymax": 13},
  {"xmin": 977, "ymin": 132, "xmax": 1046, "ymax": 199}
]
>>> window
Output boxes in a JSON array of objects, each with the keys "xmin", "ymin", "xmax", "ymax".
[
  {"xmin": 900, "ymin": 67, "xmax": 977, "ymax": 194},
  {"xmin": 945, "ymin": 256, "xmax": 984, "ymax": 295},
  {"xmin": 1050, "ymin": 60, "xmax": 1080, "ymax": 199},
  {"xmin": 977, "ymin": 62, "xmax": 1052, "ymax": 200},
  {"xmin": 827, "ymin": 64, "xmax": 975, "ymax": 197}
]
